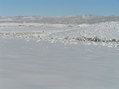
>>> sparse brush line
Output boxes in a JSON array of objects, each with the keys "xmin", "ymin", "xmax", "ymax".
[
  {"xmin": 0, "ymin": 32, "xmax": 119, "ymax": 44},
  {"xmin": 74, "ymin": 36, "xmax": 119, "ymax": 43}
]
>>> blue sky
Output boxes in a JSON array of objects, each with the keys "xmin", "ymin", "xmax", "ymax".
[{"xmin": 0, "ymin": 0, "xmax": 118, "ymax": 16}]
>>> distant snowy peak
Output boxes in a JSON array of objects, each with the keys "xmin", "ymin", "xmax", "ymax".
[{"xmin": 0, "ymin": 15, "xmax": 119, "ymax": 24}]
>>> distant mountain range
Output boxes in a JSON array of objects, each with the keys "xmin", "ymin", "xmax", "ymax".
[{"xmin": 0, "ymin": 15, "xmax": 119, "ymax": 24}]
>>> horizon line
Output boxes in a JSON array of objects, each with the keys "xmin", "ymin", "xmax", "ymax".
[{"xmin": 0, "ymin": 14, "xmax": 119, "ymax": 17}]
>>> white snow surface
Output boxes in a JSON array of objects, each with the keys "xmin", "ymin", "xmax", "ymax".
[
  {"xmin": 0, "ymin": 21, "xmax": 119, "ymax": 47},
  {"xmin": 0, "ymin": 21, "xmax": 119, "ymax": 89}
]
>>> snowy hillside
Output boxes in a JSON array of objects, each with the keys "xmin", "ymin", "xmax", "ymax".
[
  {"xmin": 0, "ymin": 16, "xmax": 119, "ymax": 89},
  {"xmin": 0, "ymin": 21, "xmax": 119, "ymax": 48}
]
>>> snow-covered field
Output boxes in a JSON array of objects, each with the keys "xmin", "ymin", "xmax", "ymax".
[{"xmin": 0, "ymin": 21, "xmax": 119, "ymax": 89}]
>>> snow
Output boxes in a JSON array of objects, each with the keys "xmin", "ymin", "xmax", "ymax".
[
  {"xmin": 0, "ymin": 21, "xmax": 119, "ymax": 89},
  {"xmin": 0, "ymin": 21, "xmax": 119, "ymax": 47},
  {"xmin": 0, "ymin": 39, "xmax": 119, "ymax": 89}
]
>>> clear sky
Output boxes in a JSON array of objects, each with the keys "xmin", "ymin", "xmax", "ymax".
[{"xmin": 0, "ymin": 0, "xmax": 118, "ymax": 16}]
